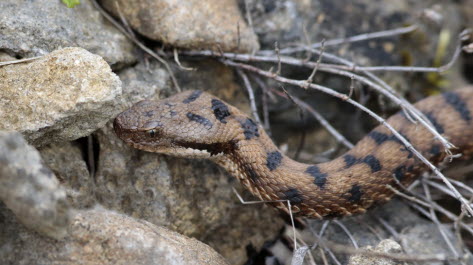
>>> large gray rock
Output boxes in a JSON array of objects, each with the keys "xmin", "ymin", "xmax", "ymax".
[
  {"xmin": 39, "ymin": 141, "xmax": 96, "ymax": 210},
  {"xmin": 117, "ymin": 57, "xmax": 170, "ymax": 107},
  {"xmin": 0, "ymin": 0, "xmax": 135, "ymax": 68},
  {"xmin": 0, "ymin": 47, "xmax": 122, "ymax": 147},
  {"xmin": 100, "ymin": 0, "xmax": 259, "ymax": 53},
  {"xmin": 0, "ymin": 206, "xmax": 229, "ymax": 265},
  {"xmin": 0, "ymin": 131, "xmax": 70, "ymax": 240}
]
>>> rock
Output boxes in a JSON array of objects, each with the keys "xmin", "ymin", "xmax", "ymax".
[
  {"xmin": 348, "ymin": 239, "xmax": 405, "ymax": 265},
  {"xmin": 117, "ymin": 58, "xmax": 170, "ymax": 107},
  {"xmin": 0, "ymin": 47, "xmax": 122, "ymax": 147},
  {"xmin": 39, "ymin": 141, "xmax": 96, "ymax": 209},
  {"xmin": 0, "ymin": 0, "xmax": 135, "ymax": 68},
  {"xmin": 400, "ymin": 224, "xmax": 458, "ymax": 265},
  {"xmin": 0, "ymin": 52, "xmax": 15, "ymax": 62},
  {"xmin": 0, "ymin": 131, "xmax": 70, "ymax": 240},
  {"xmin": 100, "ymin": 0, "xmax": 259, "ymax": 53},
  {"xmin": 0, "ymin": 206, "xmax": 229, "ymax": 265}
]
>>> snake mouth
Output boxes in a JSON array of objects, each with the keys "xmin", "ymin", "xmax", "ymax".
[{"xmin": 172, "ymin": 140, "xmax": 237, "ymax": 157}]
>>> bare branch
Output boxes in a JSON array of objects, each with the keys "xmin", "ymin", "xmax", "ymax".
[
  {"xmin": 0, "ymin": 56, "xmax": 42, "ymax": 67},
  {"xmin": 259, "ymin": 24, "xmax": 418, "ymax": 55},
  {"xmin": 236, "ymin": 69, "xmax": 262, "ymax": 124}
]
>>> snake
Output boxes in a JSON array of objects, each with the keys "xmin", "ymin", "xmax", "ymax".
[{"xmin": 114, "ymin": 88, "xmax": 473, "ymax": 219}]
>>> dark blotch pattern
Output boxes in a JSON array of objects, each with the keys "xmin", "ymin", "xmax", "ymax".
[
  {"xmin": 397, "ymin": 133, "xmax": 413, "ymax": 158},
  {"xmin": 423, "ymin": 112, "xmax": 444, "ymax": 134},
  {"xmin": 241, "ymin": 118, "xmax": 260, "ymax": 140},
  {"xmin": 367, "ymin": 131, "xmax": 405, "ymax": 146},
  {"xmin": 363, "ymin": 155, "xmax": 382, "ymax": 172},
  {"xmin": 367, "ymin": 131, "xmax": 390, "ymax": 145},
  {"xmin": 393, "ymin": 165, "xmax": 406, "ymax": 181},
  {"xmin": 266, "ymin": 151, "xmax": 283, "ymax": 171},
  {"xmin": 186, "ymin": 112, "xmax": 213, "ymax": 129},
  {"xmin": 306, "ymin": 165, "xmax": 327, "ymax": 189},
  {"xmin": 183, "ymin": 90, "xmax": 203, "ymax": 104},
  {"xmin": 344, "ymin": 154, "xmax": 382, "ymax": 172},
  {"xmin": 170, "ymin": 110, "xmax": 177, "ymax": 117},
  {"xmin": 343, "ymin": 154, "xmax": 358, "ymax": 168},
  {"xmin": 444, "ymin": 92, "xmax": 471, "ymax": 122},
  {"xmin": 393, "ymin": 165, "xmax": 414, "ymax": 182},
  {"xmin": 283, "ymin": 188, "xmax": 304, "ymax": 204},
  {"xmin": 347, "ymin": 184, "xmax": 363, "ymax": 203},
  {"xmin": 211, "ymin": 99, "xmax": 231, "ymax": 123}
]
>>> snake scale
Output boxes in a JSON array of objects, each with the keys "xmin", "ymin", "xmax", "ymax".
[{"xmin": 114, "ymin": 88, "xmax": 473, "ymax": 219}]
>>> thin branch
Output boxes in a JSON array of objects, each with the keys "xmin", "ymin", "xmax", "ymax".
[
  {"xmin": 421, "ymin": 181, "xmax": 461, "ymax": 258},
  {"xmin": 243, "ymin": 0, "xmax": 254, "ymax": 36},
  {"xmin": 236, "ymin": 69, "xmax": 262, "ymax": 124},
  {"xmin": 316, "ymin": 238, "xmax": 464, "ymax": 263},
  {"xmin": 333, "ymin": 220, "xmax": 359, "ymax": 248},
  {"xmin": 275, "ymin": 41, "xmax": 281, "ymax": 75},
  {"xmin": 173, "ymin": 48, "xmax": 195, "ymax": 71},
  {"xmin": 259, "ymin": 24, "xmax": 418, "ymax": 54},
  {"xmin": 306, "ymin": 40, "xmax": 325, "ymax": 83},
  {"xmin": 307, "ymin": 40, "xmax": 462, "ymax": 73},
  {"xmin": 0, "ymin": 56, "xmax": 42, "ymax": 67},
  {"xmin": 307, "ymin": 221, "xmax": 342, "ymax": 265}
]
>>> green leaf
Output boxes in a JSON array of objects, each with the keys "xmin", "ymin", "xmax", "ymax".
[{"xmin": 62, "ymin": 0, "xmax": 80, "ymax": 8}]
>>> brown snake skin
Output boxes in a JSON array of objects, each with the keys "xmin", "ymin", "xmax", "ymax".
[{"xmin": 114, "ymin": 88, "xmax": 473, "ymax": 219}]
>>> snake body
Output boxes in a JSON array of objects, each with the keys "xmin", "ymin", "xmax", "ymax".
[{"xmin": 114, "ymin": 88, "xmax": 473, "ymax": 218}]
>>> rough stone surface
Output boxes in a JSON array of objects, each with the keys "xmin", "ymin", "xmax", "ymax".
[
  {"xmin": 117, "ymin": 58, "xmax": 170, "ymax": 108},
  {"xmin": 0, "ymin": 131, "xmax": 70, "ymax": 240},
  {"xmin": 400, "ymin": 224, "xmax": 459, "ymax": 265},
  {"xmin": 39, "ymin": 141, "xmax": 96, "ymax": 210},
  {"xmin": 100, "ymin": 0, "xmax": 259, "ymax": 53},
  {"xmin": 0, "ymin": 206, "xmax": 229, "ymax": 265},
  {"xmin": 0, "ymin": 52, "xmax": 15, "ymax": 62},
  {"xmin": 0, "ymin": 0, "xmax": 135, "ymax": 68},
  {"xmin": 348, "ymin": 239, "xmax": 404, "ymax": 265},
  {"xmin": 0, "ymin": 47, "xmax": 122, "ymax": 147}
]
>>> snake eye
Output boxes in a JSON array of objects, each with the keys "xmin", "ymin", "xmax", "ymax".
[{"xmin": 147, "ymin": 129, "xmax": 157, "ymax": 138}]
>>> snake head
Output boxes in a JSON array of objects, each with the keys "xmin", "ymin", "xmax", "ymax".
[{"xmin": 114, "ymin": 90, "xmax": 243, "ymax": 158}]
